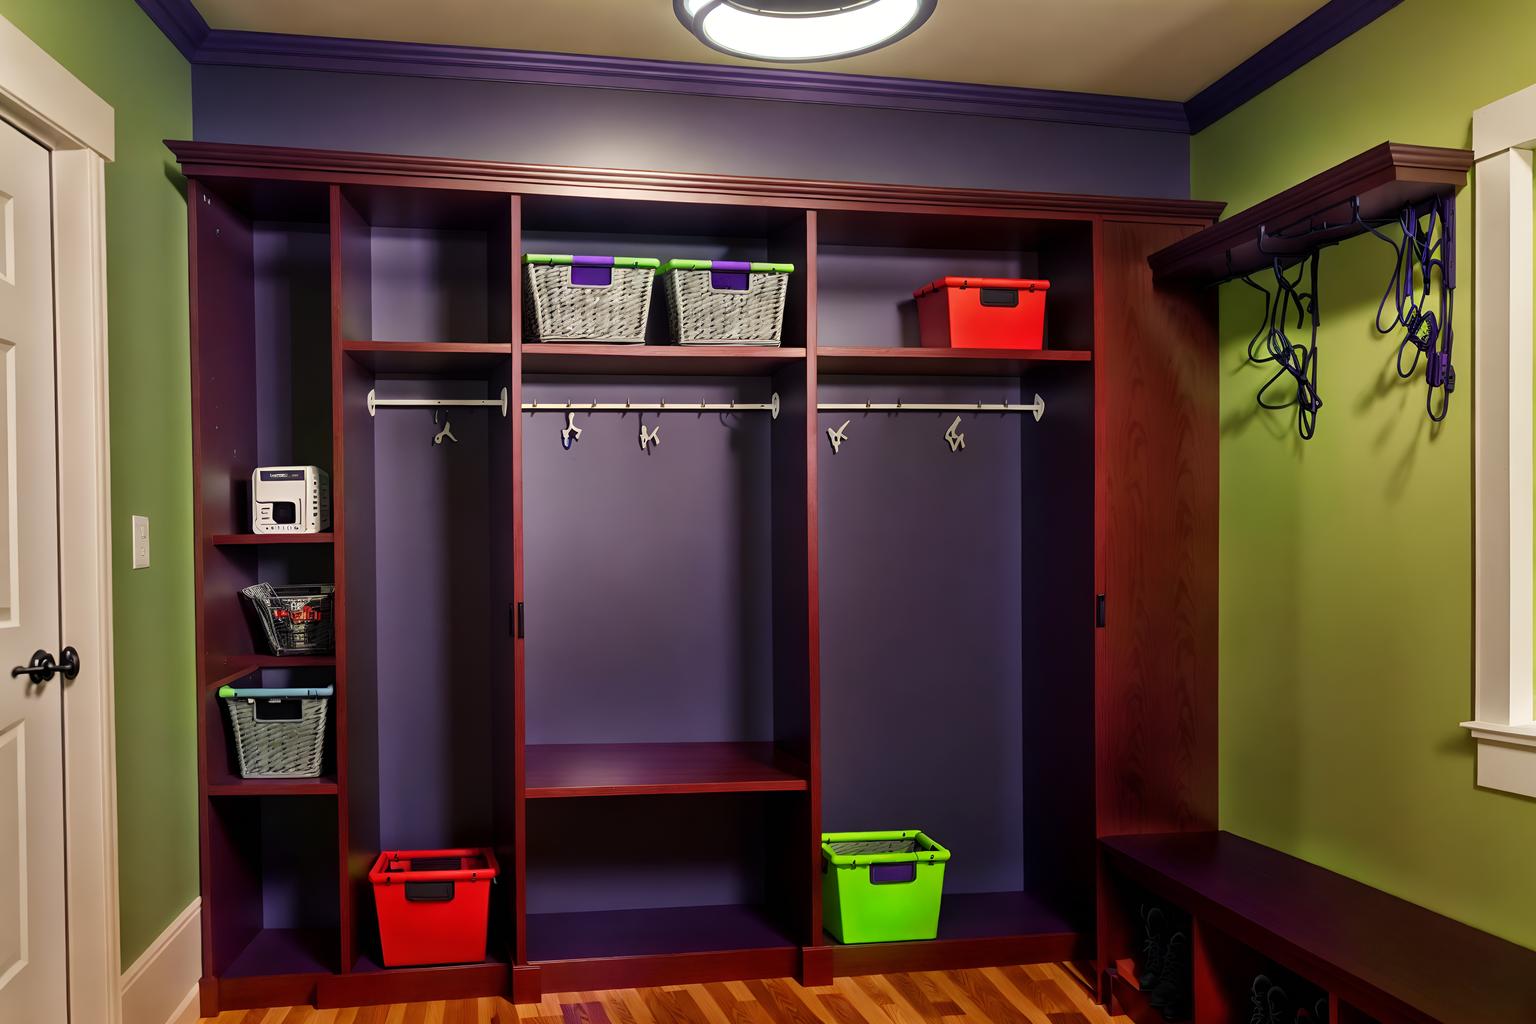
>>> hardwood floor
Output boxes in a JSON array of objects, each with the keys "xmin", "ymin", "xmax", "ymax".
[{"xmin": 199, "ymin": 963, "xmax": 1127, "ymax": 1023}]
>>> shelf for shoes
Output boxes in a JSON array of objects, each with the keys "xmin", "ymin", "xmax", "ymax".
[
  {"xmin": 1102, "ymin": 831, "xmax": 1536, "ymax": 1024},
  {"xmin": 524, "ymin": 742, "xmax": 808, "ymax": 798},
  {"xmin": 824, "ymin": 890, "xmax": 1085, "ymax": 977}
]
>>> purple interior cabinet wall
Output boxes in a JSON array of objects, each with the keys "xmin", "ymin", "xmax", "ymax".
[
  {"xmin": 522, "ymin": 377, "xmax": 774, "ymax": 745},
  {"xmin": 190, "ymin": 66, "xmax": 1189, "ymax": 200},
  {"xmin": 817, "ymin": 376, "xmax": 1026, "ymax": 896},
  {"xmin": 370, "ymin": 381, "xmax": 496, "ymax": 848}
]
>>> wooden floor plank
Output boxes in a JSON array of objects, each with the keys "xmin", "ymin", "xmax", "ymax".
[
  {"xmin": 927, "ymin": 971, "xmax": 1026, "ymax": 1024},
  {"xmin": 813, "ymin": 992, "xmax": 864, "ymax": 1024},
  {"xmin": 701, "ymin": 981, "xmax": 772, "ymax": 1024},
  {"xmin": 829, "ymin": 978, "xmax": 898, "ymax": 1024},
  {"xmin": 641, "ymin": 987, "xmax": 713, "ymax": 1024},
  {"xmin": 200, "ymin": 965, "xmax": 1125, "ymax": 1024},
  {"xmin": 852, "ymin": 976, "xmax": 926, "ymax": 1024},
  {"xmin": 881, "ymin": 972, "xmax": 953, "ymax": 1024},
  {"xmin": 743, "ymin": 979, "xmax": 823, "ymax": 1024}
]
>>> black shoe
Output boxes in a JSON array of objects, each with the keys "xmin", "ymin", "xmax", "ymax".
[
  {"xmin": 1266, "ymin": 982, "xmax": 1291, "ymax": 1024},
  {"xmin": 1147, "ymin": 930, "xmax": 1189, "ymax": 1020},
  {"xmin": 1139, "ymin": 905, "xmax": 1167, "ymax": 990},
  {"xmin": 1249, "ymin": 975, "xmax": 1272, "ymax": 1024}
]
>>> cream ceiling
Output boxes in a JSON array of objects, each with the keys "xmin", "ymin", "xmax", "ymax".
[{"xmin": 189, "ymin": 0, "xmax": 1330, "ymax": 102}]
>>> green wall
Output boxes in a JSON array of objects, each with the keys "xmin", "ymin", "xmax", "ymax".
[
  {"xmin": 1195, "ymin": 0, "xmax": 1536, "ymax": 950},
  {"xmin": 0, "ymin": 0, "xmax": 195, "ymax": 965}
]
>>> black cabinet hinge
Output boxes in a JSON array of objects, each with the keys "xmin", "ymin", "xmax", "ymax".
[
  {"xmin": 1095, "ymin": 594, "xmax": 1106, "ymax": 629},
  {"xmin": 512, "ymin": 602, "xmax": 525, "ymax": 639}
]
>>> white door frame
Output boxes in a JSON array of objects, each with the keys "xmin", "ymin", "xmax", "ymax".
[{"xmin": 0, "ymin": 14, "xmax": 121, "ymax": 1024}]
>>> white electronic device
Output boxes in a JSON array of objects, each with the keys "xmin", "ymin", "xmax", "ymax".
[{"xmin": 251, "ymin": 466, "xmax": 331, "ymax": 534}]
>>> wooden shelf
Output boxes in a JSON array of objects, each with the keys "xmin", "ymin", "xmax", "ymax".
[
  {"xmin": 1149, "ymin": 142, "xmax": 1473, "ymax": 283},
  {"xmin": 529, "ymin": 903, "xmax": 796, "ymax": 963},
  {"xmin": 223, "ymin": 927, "xmax": 337, "ymax": 979},
  {"xmin": 343, "ymin": 340, "xmax": 512, "ymax": 374},
  {"xmin": 210, "ymin": 655, "xmax": 336, "ymax": 691},
  {"xmin": 817, "ymin": 346, "xmax": 1091, "ymax": 376},
  {"xmin": 209, "ymin": 532, "xmax": 334, "ymax": 546},
  {"xmin": 224, "ymin": 654, "xmax": 335, "ymax": 669},
  {"xmin": 1101, "ymin": 831, "xmax": 1536, "ymax": 1024},
  {"xmin": 319, "ymin": 957, "xmax": 509, "ymax": 1007},
  {"xmin": 821, "ymin": 890, "xmax": 1085, "ymax": 976},
  {"xmin": 523, "ymin": 343, "xmax": 805, "ymax": 376},
  {"xmin": 207, "ymin": 775, "xmax": 338, "ymax": 797},
  {"xmin": 524, "ymin": 742, "xmax": 807, "ymax": 798},
  {"xmin": 530, "ymin": 904, "xmax": 800, "ymax": 992}
]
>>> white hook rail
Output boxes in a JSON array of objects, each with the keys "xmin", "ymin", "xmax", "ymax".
[
  {"xmin": 524, "ymin": 393, "xmax": 780, "ymax": 420},
  {"xmin": 818, "ymin": 392, "xmax": 1046, "ymax": 421},
  {"xmin": 368, "ymin": 387, "xmax": 510, "ymax": 417}
]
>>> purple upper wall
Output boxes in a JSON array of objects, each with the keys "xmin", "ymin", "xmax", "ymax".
[{"xmin": 191, "ymin": 66, "xmax": 1189, "ymax": 197}]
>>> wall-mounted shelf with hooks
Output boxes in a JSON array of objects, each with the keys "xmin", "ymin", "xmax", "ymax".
[{"xmin": 1148, "ymin": 142, "xmax": 1472, "ymax": 284}]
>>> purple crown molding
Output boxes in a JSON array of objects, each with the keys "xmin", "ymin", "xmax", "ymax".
[
  {"xmin": 140, "ymin": 0, "xmax": 1398, "ymax": 137},
  {"xmin": 1185, "ymin": 0, "xmax": 1403, "ymax": 132},
  {"xmin": 191, "ymin": 29, "xmax": 1189, "ymax": 133},
  {"xmin": 134, "ymin": 0, "xmax": 209, "ymax": 61}
]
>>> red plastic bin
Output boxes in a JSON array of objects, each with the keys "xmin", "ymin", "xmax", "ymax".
[
  {"xmin": 369, "ymin": 848, "xmax": 499, "ymax": 967},
  {"xmin": 913, "ymin": 277, "xmax": 1050, "ymax": 349}
]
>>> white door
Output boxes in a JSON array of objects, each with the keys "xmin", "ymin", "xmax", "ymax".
[{"xmin": 0, "ymin": 118, "xmax": 67, "ymax": 1022}]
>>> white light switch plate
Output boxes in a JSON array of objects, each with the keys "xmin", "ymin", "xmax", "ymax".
[{"xmin": 131, "ymin": 515, "xmax": 150, "ymax": 569}]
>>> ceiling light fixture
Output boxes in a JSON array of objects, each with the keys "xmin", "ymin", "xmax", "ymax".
[{"xmin": 675, "ymin": 0, "xmax": 938, "ymax": 64}]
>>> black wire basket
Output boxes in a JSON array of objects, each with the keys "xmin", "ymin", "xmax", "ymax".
[{"xmin": 241, "ymin": 583, "xmax": 335, "ymax": 655}]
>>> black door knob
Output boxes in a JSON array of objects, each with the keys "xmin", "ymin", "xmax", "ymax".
[
  {"xmin": 11, "ymin": 647, "xmax": 79, "ymax": 685},
  {"xmin": 12, "ymin": 650, "xmax": 57, "ymax": 683}
]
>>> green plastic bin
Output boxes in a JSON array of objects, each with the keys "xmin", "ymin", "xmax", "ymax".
[{"xmin": 821, "ymin": 830, "xmax": 950, "ymax": 944}]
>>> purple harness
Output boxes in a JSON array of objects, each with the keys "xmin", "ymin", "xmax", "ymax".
[
  {"xmin": 1363, "ymin": 194, "xmax": 1457, "ymax": 422},
  {"xmin": 1233, "ymin": 192, "xmax": 1458, "ymax": 440}
]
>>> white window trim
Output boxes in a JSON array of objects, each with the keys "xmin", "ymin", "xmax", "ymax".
[{"xmin": 1462, "ymin": 83, "xmax": 1536, "ymax": 798}]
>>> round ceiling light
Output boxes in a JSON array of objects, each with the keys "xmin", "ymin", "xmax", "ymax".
[{"xmin": 675, "ymin": 0, "xmax": 938, "ymax": 63}]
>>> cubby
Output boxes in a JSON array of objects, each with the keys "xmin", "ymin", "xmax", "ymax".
[
  {"xmin": 521, "ymin": 195, "xmax": 810, "ymax": 350},
  {"xmin": 815, "ymin": 210, "xmax": 1094, "ymax": 351},
  {"xmin": 1192, "ymin": 925, "xmax": 1327, "ymax": 1024},
  {"xmin": 524, "ymin": 795, "xmax": 801, "ymax": 977},
  {"xmin": 205, "ymin": 666, "xmax": 339, "ymax": 795},
  {"xmin": 336, "ymin": 185, "xmax": 512, "ymax": 345},
  {"xmin": 178, "ymin": 140, "xmax": 1220, "ymax": 1013},
  {"xmin": 206, "ymin": 795, "xmax": 339, "ymax": 1007}
]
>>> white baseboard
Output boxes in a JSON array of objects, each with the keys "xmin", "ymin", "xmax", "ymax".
[{"xmin": 121, "ymin": 899, "xmax": 201, "ymax": 1024}]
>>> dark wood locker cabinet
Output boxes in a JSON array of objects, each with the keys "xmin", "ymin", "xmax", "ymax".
[{"xmin": 176, "ymin": 140, "xmax": 1221, "ymax": 1014}]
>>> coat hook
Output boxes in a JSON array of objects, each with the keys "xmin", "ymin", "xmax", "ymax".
[
  {"xmin": 433, "ymin": 409, "xmax": 458, "ymax": 446},
  {"xmin": 827, "ymin": 420, "xmax": 850, "ymax": 454},
  {"xmin": 944, "ymin": 415, "xmax": 965, "ymax": 452},
  {"xmin": 562, "ymin": 411, "xmax": 582, "ymax": 450},
  {"xmin": 639, "ymin": 420, "xmax": 661, "ymax": 452}
]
